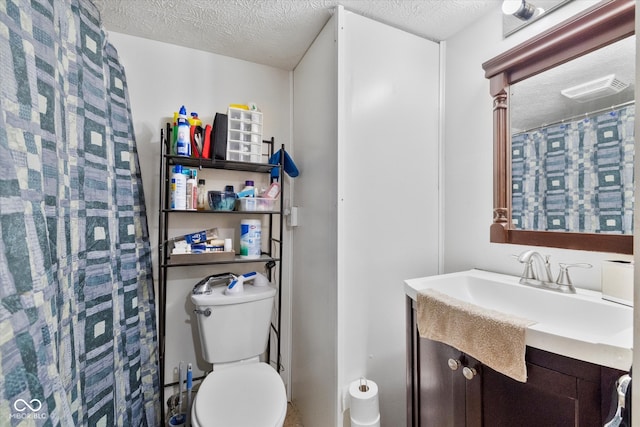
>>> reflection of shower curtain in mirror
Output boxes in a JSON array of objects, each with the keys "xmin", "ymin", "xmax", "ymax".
[
  {"xmin": 512, "ymin": 105, "xmax": 635, "ymax": 234},
  {"xmin": 0, "ymin": 0, "xmax": 160, "ymax": 425}
]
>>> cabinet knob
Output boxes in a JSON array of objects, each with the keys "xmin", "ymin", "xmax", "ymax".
[
  {"xmin": 447, "ymin": 358, "xmax": 461, "ymax": 371},
  {"xmin": 462, "ymin": 366, "xmax": 477, "ymax": 380}
]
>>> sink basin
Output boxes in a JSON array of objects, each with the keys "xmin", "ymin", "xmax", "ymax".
[{"xmin": 404, "ymin": 269, "xmax": 632, "ymax": 370}]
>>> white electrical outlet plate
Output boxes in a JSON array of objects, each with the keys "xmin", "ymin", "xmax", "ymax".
[{"xmin": 289, "ymin": 206, "xmax": 299, "ymax": 227}]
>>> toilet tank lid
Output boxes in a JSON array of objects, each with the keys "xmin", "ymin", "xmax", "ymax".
[
  {"xmin": 193, "ymin": 363, "xmax": 287, "ymax": 426},
  {"xmin": 191, "ymin": 283, "xmax": 276, "ymax": 306}
]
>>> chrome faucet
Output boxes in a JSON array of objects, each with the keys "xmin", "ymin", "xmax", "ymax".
[
  {"xmin": 517, "ymin": 250, "xmax": 554, "ymax": 285},
  {"xmin": 514, "ymin": 251, "xmax": 592, "ymax": 293}
]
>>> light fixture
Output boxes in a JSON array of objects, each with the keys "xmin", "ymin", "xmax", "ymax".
[
  {"xmin": 502, "ymin": 0, "xmax": 538, "ymax": 21},
  {"xmin": 560, "ymin": 74, "xmax": 629, "ymax": 103}
]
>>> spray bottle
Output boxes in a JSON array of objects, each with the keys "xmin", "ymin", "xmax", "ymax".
[
  {"xmin": 176, "ymin": 106, "xmax": 191, "ymax": 157},
  {"xmin": 171, "ymin": 111, "xmax": 179, "ymax": 154},
  {"xmin": 190, "ymin": 112, "xmax": 203, "ymax": 157},
  {"xmin": 190, "ymin": 112, "xmax": 202, "ymax": 128}
]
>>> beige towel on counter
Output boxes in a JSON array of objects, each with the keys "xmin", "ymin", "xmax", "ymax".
[{"xmin": 417, "ymin": 288, "xmax": 536, "ymax": 383}]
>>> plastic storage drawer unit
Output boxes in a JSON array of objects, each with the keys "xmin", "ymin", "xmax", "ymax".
[{"xmin": 227, "ymin": 107, "xmax": 263, "ymax": 163}]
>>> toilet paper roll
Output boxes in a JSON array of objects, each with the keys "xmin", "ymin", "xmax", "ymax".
[
  {"xmin": 351, "ymin": 414, "xmax": 380, "ymax": 427},
  {"xmin": 349, "ymin": 378, "xmax": 380, "ymax": 425}
]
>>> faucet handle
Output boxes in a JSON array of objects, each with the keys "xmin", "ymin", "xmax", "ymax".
[
  {"xmin": 514, "ymin": 251, "xmax": 530, "ymax": 262},
  {"xmin": 512, "ymin": 254, "xmax": 535, "ymax": 279},
  {"xmin": 513, "ymin": 251, "xmax": 536, "ymax": 262},
  {"xmin": 555, "ymin": 263, "xmax": 592, "ymax": 291},
  {"xmin": 514, "ymin": 250, "xmax": 550, "ymax": 262}
]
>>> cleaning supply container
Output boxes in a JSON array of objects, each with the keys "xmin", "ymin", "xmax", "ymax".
[
  {"xmin": 170, "ymin": 165, "xmax": 187, "ymax": 210},
  {"xmin": 237, "ymin": 180, "xmax": 255, "ymax": 198},
  {"xmin": 176, "ymin": 106, "xmax": 191, "ymax": 156},
  {"xmin": 240, "ymin": 219, "xmax": 261, "ymax": 259}
]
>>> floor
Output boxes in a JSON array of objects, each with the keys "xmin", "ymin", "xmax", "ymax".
[
  {"xmin": 166, "ymin": 389, "xmax": 303, "ymax": 425},
  {"xmin": 284, "ymin": 402, "xmax": 304, "ymax": 427}
]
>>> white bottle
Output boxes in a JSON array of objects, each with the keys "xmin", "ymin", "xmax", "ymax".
[
  {"xmin": 237, "ymin": 180, "xmax": 255, "ymax": 198},
  {"xmin": 186, "ymin": 170, "xmax": 197, "ymax": 210},
  {"xmin": 170, "ymin": 165, "xmax": 187, "ymax": 210},
  {"xmin": 240, "ymin": 219, "xmax": 261, "ymax": 259}
]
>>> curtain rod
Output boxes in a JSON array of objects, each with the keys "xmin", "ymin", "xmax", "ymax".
[{"xmin": 514, "ymin": 100, "xmax": 635, "ymax": 135}]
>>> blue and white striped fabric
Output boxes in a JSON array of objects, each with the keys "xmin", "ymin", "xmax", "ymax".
[
  {"xmin": 512, "ymin": 105, "xmax": 634, "ymax": 234},
  {"xmin": 0, "ymin": 0, "xmax": 160, "ymax": 425}
]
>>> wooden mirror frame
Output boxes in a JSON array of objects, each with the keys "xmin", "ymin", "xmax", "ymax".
[{"xmin": 482, "ymin": 0, "xmax": 635, "ymax": 254}]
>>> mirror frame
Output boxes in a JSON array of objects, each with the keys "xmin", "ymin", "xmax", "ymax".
[{"xmin": 482, "ymin": 0, "xmax": 635, "ymax": 254}]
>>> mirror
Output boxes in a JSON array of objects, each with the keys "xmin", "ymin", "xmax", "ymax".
[
  {"xmin": 510, "ymin": 36, "xmax": 635, "ymax": 234},
  {"xmin": 482, "ymin": 0, "xmax": 635, "ymax": 254}
]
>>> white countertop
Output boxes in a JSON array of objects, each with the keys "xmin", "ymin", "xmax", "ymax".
[{"xmin": 404, "ymin": 269, "xmax": 633, "ymax": 371}]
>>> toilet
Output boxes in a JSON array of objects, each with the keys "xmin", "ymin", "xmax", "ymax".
[{"xmin": 190, "ymin": 274, "xmax": 287, "ymax": 427}]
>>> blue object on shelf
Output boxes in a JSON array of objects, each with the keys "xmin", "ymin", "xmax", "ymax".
[
  {"xmin": 208, "ymin": 190, "xmax": 237, "ymax": 211},
  {"xmin": 269, "ymin": 149, "xmax": 299, "ymax": 178}
]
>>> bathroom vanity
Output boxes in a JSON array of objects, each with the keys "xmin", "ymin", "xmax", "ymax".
[
  {"xmin": 405, "ymin": 270, "xmax": 631, "ymax": 427},
  {"xmin": 407, "ymin": 302, "xmax": 625, "ymax": 426}
]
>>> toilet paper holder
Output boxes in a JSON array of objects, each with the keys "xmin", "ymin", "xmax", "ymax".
[{"xmin": 359, "ymin": 377, "xmax": 369, "ymax": 393}]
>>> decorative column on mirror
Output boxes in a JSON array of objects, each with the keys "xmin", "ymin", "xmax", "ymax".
[{"xmin": 490, "ymin": 77, "xmax": 510, "ymax": 243}]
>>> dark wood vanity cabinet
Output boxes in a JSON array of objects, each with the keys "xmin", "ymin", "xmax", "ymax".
[
  {"xmin": 412, "ymin": 336, "xmax": 480, "ymax": 427},
  {"xmin": 407, "ymin": 299, "xmax": 626, "ymax": 427}
]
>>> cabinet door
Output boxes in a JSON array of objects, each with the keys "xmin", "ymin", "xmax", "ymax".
[
  {"xmin": 480, "ymin": 355, "xmax": 603, "ymax": 426},
  {"xmin": 418, "ymin": 337, "xmax": 469, "ymax": 427}
]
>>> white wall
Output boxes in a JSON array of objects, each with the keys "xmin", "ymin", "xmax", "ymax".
[
  {"xmin": 291, "ymin": 8, "xmax": 440, "ymax": 427},
  {"xmin": 337, "ymin": 10, "xmax": 440, "ymax": 427},
  {"xmin": 442, "ymin": 1, "xmax": 633, "ymax": 290},
  {"xmin": 291, "ymin": 13, "xmax": 339, "ymax": 427},
  {"xmin": 105, "ymin": 32, "xmax": 293, "ymax": 401}
]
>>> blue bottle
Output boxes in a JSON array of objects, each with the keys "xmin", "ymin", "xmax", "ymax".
[{"xmin": 176, "ymin": 105, "xmax": 191, "ymax": 157}]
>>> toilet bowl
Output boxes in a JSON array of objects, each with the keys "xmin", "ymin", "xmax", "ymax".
[{"xmin": 191, "ymin": 362, "xmax": 287, "ymax": 427}]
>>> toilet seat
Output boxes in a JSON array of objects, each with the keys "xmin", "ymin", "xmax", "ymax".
[{"xmin": 192, "ymin": 362, "xmax": 287, "ymax": 427}]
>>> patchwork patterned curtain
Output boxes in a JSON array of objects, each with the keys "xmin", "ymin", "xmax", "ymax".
[
  {"xmin": 512, "ymin": 105, "xmax": 635, "ymax": 234},
  {"xmin": 0, "ymin": 0, "xmax": 160, "ymax": 426}
]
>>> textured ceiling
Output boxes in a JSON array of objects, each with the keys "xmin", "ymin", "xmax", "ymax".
[
  {"xmin": 511, "ymin": 35, "xmax": 635, "ymax": 132},
  {"xmin": 93, "ymin": 1, "xmax": 633, "ymax": 133},
  {"xmin": 92, "ymin": 0, "xmax": 501, "ymax": 70}
]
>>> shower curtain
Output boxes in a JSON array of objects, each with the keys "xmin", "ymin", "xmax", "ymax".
[
  {"xmin": 0, "ymin": 0, "xmax": 160, "ymax": 426},
  {"xmin": 512, "ymin": 105, "xmax": 635, "ymax": 234}
]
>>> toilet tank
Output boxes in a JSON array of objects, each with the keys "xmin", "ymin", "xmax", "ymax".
[{"xmin": 191, "ymin": 283, "xmax": 276, "ymax": 364}]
